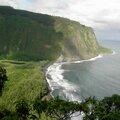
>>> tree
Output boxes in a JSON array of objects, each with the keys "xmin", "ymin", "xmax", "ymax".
[
  {"xmin": 46, "ymin": 97, "xmax": 82, "ymax": 120},
  {"xmin": 33, "ymin": 96, "xmax": 49, "ymax": 120},
  {"xmin": 0, "ymin": 94, "xmax": 120, "ymax": 120},
  {"xmin": 15, "ymin": 100, "xmax": 29, "ymax": 120},
  {"xmin": 83, "ymin": 95, "xmax": 120, "ymax": 120},
  {"xmin": 0, "ymin": 67, "xmax": 8, "ymax": 95}
]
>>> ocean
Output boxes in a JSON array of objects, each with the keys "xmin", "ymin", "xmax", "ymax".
[{"xmin": 46, "ymin": 40, "xmax": 120, "ymax": 102}]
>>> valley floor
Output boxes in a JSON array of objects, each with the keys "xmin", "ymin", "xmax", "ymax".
[{"xmin": 0, "ymin": 60, "xmax": 48, "ymax": 111}]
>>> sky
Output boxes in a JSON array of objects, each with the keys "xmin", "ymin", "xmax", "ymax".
[{"xmin": 0, "ymin": 0, "xmax": 120, "ymax": 41}]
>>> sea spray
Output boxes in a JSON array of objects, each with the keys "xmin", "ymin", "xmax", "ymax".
[
  {"xmin": 46, "ymin": 62, "xmax": 80, "ymax": 101},
  {"xmin": 45, "ymin": 54, "xmax": 105, "ymax": 101},
  {"xmin": 46, "ymin": 51, "xmax": 116, "ymax": 119}
]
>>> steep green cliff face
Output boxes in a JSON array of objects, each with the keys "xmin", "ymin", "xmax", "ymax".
[
  {"xmin": 55, "ymin": 18, "xmax": 101, "ymax": 61},
  {"xmin": 0, "ymin": 6, "xmax": 111, "ymax": 61}
]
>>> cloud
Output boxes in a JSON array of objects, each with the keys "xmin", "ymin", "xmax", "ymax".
[
  {"xmin": 0, "ymin": 0, "xmax": 19, "ymax": 8},
  {"xmin": 0, "ymin": 0, "xmax": 120, "ymax": 40}
]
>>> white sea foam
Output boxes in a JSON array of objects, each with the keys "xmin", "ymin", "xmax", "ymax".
[
  {"xmin": 74, "ymin": 54, "xmax": 103, "ymax": 63},
  {"xmin": 46, "ymin": 51, "xmax": 116, "ymax": 99},
  {"xmin": 112, "ymin": 50, "xmax": 116, "ymax": 55},
  {"xmin": 46, "ymin": 52, "xmax": 116, "ymax": 120},
  {"xmin": 46, "ymin": 54, "xmax": 105, "ymax": 101},
  {"xmin": 46, "ymin": 62, "xmax": 80, "ymax": 101}
]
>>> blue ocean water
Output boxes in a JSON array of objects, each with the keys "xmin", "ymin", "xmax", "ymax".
[
  {"xmin": 61, "ymin": 40, "xmax": 120, "ymax": 100},
  {"xmin": 46, "ymin": 40, "xmax": 120, "ymax": 101}
]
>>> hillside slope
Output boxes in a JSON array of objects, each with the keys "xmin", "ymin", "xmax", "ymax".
[{"xmin": 0, "ymin": 6, "xmax": 111, "ymax": 61}]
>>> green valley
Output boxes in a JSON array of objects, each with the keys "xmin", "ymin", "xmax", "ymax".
[
  {"xmin": 0, "ymin": 60, "xmax": 47, "ymax": 111},
  {"xmin": 0, "ymin": 6, "xmax": 114, "ymax": 120}
]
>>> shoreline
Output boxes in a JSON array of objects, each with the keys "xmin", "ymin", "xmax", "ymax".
[
  {"xmin": 45, "ymin": 50, "xmax": 116, "ymax": 100},
  {"xmin": 43, "ymin": 61, "xmax": 55, "ymax": 98}
]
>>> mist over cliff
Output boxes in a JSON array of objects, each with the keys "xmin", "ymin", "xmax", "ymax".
[{"xmin": 0, "ymin": 6, "xmax": 111, "ymax": 61}]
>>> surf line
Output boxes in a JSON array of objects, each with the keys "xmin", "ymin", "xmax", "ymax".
[{"xmin": 46, "ymin": 50, "xmax": 116, "ymax": 101}]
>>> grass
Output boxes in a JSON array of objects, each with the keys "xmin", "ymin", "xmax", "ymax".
[{"xmin": 0, "ymin": 60, "xmax": 48, "ymax": 112}]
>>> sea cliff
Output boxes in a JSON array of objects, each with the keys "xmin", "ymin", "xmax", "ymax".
[{"xmin": 0, "ymin": 6, "xmax": 111, "ymax": 61}]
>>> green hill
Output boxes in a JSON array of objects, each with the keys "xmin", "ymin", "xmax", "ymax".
[
  {"xmin": 0, "ymin": 6, "xmax": 111, "ymax": 61},
  {"xmin": 0, "ymin": 6, "xmax": 113, "ymax": 119}
]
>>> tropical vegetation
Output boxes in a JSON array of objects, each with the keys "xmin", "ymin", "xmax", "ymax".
[
  {"xmin": 0, "ymin": 6, "xmax": 116, "ymax": 120},
  {"xmin": 0, "ymin": 65, "xmax": 120, "ymax": 120},
  {"xmin": 0, "ymin": 6, "xmax": 112, "ymax": 61}
]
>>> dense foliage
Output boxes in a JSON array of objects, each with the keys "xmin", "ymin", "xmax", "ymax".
[
  {"xmin": 0, "ymin": 66, "xmax": 119, "ymax": 120},
  {"xmin": 0, "ymin": 6, "xmax": 114, "ymax": 120},
  {"xmin": 0, "ymin": 6, "xmax": 63, "ymax": 61},
  {"xmin": 0, "ymin": 67, "xmax": 8, "ymax": 95},
  {"xmin": 0, "ymin": 94, "xmax": 120, "ymax": 120},
  {"xmin": 83, "ymin": 95, "xmax": 120, "ymax": 120},
  {"xmin": 15, "ymin": 100, "xmax": 30, "ymax": 119},
  {"xmin": 0, "ymin": 6, "xmax": 111, "ymax": 61}
]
